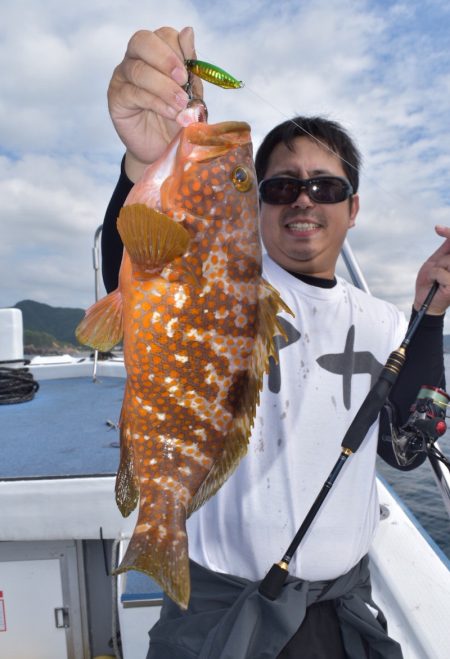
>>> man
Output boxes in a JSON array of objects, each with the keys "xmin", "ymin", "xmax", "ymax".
[{"xmin": 102, "ymin": 27, "xmax": 450, "ymax": 659}]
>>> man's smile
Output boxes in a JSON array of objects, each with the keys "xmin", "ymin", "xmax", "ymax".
[
  {"xmin": 282, "ymin": 214, "xmax": 323, "ymax": 234},
  {"xmin": 285, "ymin": 220, "xmax": 321, "ymax": 231}
]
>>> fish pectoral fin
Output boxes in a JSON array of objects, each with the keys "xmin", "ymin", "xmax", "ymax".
[
  {"xmin": 117, "ymin": 204, "xmax": 190, "ymax": 277},
  {"xmin": 75, "ymin": 289, "xmax": 123, "ymax": 351}
]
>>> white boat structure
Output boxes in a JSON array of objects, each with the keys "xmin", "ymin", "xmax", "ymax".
[{"xmin": 1, "ymin": 239, "xmax": 450, "ymax": 659}]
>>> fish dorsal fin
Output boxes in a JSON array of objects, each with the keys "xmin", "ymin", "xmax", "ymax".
[
  {"xmin": 117, "ymin": 204, "xmax": 190, "ymax": 278},
  {"xmin": 75, "ymin": 288, "xmax": 124, "ymax": 352}
]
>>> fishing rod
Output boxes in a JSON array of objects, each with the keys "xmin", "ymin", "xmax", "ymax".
[
  {"xmin": 259, "ymin": 280, "xmax": 440, "ymax": 601},
  {"xmin": 342, "ymin": 241, "xmax": 450, "ymax": 518}
]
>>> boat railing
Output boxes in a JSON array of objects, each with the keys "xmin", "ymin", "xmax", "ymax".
[
  {"xmin": 91, "ymin": 226, "xmax": 104, "ymax": 381},
  {"xmin": 93, "ymin": 225, "xmax": 103, "ymax": 303}
]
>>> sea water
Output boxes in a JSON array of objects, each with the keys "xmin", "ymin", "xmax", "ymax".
[{"xmin": 376, "ymin": 353, "xmax": 450, "ymax": 559}]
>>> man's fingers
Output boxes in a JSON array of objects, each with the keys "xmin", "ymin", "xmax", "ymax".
[
  {"xmin": 179, "ymin": 26, "xmax": 195, "ymax": 59},
  {"xmin": 110, "ymin": 82, "xmax": 180, "ymax": 122},
  {"xmin": 125, "ymin": 29, "xmax": 186, "ymax": 80},
  {"xmin": 116, "ymin": 57, "xmax": 188, "ymax": 114},
  {"xmin": 428, "ymin": 225, "xmax": 450, "ymax": 260},
  {"xmin": 179, "ymin": 26, "xmax": 203, "ymax": 100}
]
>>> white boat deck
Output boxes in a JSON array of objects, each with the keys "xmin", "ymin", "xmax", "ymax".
[
  {"xmin": 1, "ymin": 358, "xmax": 449, "ymax": 658},
  {"xmin": 372, "ymin": 479, "xmax": 450, "ymax": 658}
]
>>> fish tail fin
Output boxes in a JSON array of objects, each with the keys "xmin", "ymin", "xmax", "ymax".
[
  {"xmin": 115, "ymin": 407, "xmax": 140, "ymax": 517},
  {"xmin": 117, "ymin": 204, "xmax": 190, "ymax": 276},
  {"xmin": 75, "ymin": 288, "xmax": 123, "ymax": 351},
  {"xmin": 115, "ymin": 491, "xmax": 190, "ymax": 609}
]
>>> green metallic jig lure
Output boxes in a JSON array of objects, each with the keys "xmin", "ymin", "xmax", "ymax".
[{"xmin": 185, "ymin": 59, "xmax": 244, "ymax": 89}]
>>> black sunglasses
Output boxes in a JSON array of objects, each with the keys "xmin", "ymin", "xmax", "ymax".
[{"xmin": 258, "ymin": 176, "xmax": 353, "ymax": 205}]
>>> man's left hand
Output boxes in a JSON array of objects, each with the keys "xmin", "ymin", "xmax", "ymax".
[{"xmin": 414, "ymin": 225, "xmax": 450, "ymax": 315}]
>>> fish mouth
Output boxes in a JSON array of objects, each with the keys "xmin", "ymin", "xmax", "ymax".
[
  {"xmin": 185, "ymin": 121, "xmax": 251, "ymax": 148},
  {"xmin": 186, "ymin": 98, "xmax": 208, "ymax": 123}
]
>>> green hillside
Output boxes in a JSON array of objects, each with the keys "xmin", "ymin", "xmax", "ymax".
[
  {"xmin": 15, "ymin": 299, "xmax": 85, "ymax": 346},
  {"xmin": 8, "ymin": 299, "xmax": 450, "ymax": 353}
]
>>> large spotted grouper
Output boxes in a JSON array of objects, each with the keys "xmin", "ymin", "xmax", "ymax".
[{"xmin": 76, "ymin": 118, "xmax": 291, "ymax": 608}]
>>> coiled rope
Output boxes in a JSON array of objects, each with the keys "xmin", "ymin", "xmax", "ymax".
[{"xmin": 0, "ymin": 360, "xmax": 40, "ymax": 405}]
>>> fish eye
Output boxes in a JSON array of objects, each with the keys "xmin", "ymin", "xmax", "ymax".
[{"xmin": 231, "ymin": 165, "xmax": 253, "ymax": 192}]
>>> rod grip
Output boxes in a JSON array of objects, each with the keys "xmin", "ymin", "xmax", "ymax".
[
  {"xmin": 258, "ymin": 562, "xmax": 289, "ymax": 600},
  {"xmin": 341, "ymin": 371, "xmax": 395, "ymax": 452}
]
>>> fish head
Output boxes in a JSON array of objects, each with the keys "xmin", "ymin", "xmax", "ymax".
[{"xmin": 160, "ymin": 121, "xmax": 258, "ymax": 229}]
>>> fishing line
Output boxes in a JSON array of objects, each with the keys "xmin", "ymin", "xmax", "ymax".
[
  {"xmin": 192, "ymin": 54, "xmax": 358, "ymax": 167},
  {"xmin": 240, "ymin": 83, "xmax": 424, "ymax": 213},
  {"xmin": 243, "ymin": 85, "xmax": 362, "ymax": 178},
  {"xmin": 192, "ymin": 52, "xmax": 437, "ymax": 215}
]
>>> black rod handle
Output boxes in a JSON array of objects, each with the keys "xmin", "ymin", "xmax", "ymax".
[
  {"xmin": 341, "ymin": 281, "xmax": 438, "ymax": 453},
  {"xmin": 258, "ymin": 451, "xmax": 350, "ymax": 600},
  {"xmin": 258, "ymin": 561, "xmax": 290, "ymax": 601},
  {"xmin": 283, "ymin": 452, "xmax": 350, "ymax": 560},
  {"xmin": 341, "ymin": 359, "xmax": 401, "ymax": 453}
]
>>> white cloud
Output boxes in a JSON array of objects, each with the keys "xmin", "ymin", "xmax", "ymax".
[
  {"xmin": 1, "ymin": 154, "xmax": 112, "ymax": 307},
  {"xmin": 1, "ymin": 0, "xmax": 449, "ymax": 331}
]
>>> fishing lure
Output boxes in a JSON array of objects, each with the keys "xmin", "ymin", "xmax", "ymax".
[{"xmin": 185, "ymin": 59, "xmax": 244, "ymax": 89}]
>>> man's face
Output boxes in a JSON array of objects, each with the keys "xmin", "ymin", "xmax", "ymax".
[{"xmin": 259, "ymin": 136, "xmax": 359, "ymax": 278}]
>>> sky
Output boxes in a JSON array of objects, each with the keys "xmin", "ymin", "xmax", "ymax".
[{"xmin": 2, "ymin": 0, "xmax": 450, "ymax": 329}]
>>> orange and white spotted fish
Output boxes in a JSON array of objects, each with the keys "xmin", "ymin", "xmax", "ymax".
[{"xmin": 76, "ymin": 118, "xmax": 291, "ymax": 608}]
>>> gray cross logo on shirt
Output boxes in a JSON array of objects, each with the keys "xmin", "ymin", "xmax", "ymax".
[
  {"xmin": 269, "ymin": 320, "xmax": 382, "ymax": 409},
  {"xmin": 316, "ymin": 325, "xmax": 382, "ymax": 409}
]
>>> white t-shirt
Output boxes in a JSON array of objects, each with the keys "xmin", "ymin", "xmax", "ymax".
[{"xmin": 187, "ymin": 254, "xmax": 407, "ymax": 582}]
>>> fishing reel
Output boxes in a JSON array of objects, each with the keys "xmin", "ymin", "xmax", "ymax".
[{"xmin": 391, "ymin": 385, "xmax": 449, "ymax": 467}]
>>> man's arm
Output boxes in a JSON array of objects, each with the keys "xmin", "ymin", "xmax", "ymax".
[
  {"xmin": 379, "ymin": 311, "xmax": 445, "ymax": 470},
  {"xmin": 101, "ymin": 157, "xmax": 132, "ymax": 292},
  {"xmin": 108, "ymin": 26, "xmax": 202, "ymax": 183},
  {"xmin": 379, "ymin": 225, "xmax": 450, "ymax": 469},
  {"xmin": 101, "ymin": 26, "xmax": 203, "ymax": 290}
]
